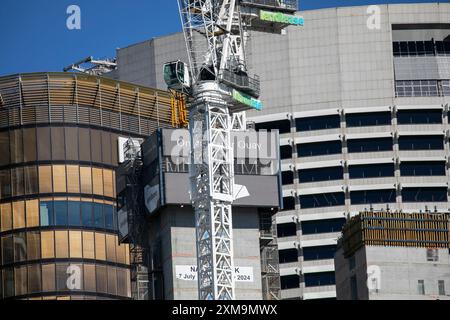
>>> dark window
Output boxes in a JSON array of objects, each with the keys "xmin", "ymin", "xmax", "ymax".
[
  {"xmin": 393, "ymin": 42, "xmax": 400, "ymax": 56},
  {"xmin": 349, "ymin": 164, "xmax": 395, "ymax": 179},
  {"xmin": 280, "ymin": 145, "xmax": 292, "ymax": 160},
  {"xmin": 400, "ymin": 162, "xmax": 446, "ymax": 176},
  {"xmin": 282, "ymin": 197, "xmax": 296, "ymax": 211},
  {"xmin": 303, "ymin": 245, "xmax": 337, "ymax": 261},
  {"xmin": 51, "ymin": 127, "xmax": 65, "ymax": 160},
  {"xmin": 54, "ymin": 201, "xmax": 68, "ymax": 226},
  {"xmin": 298, "ymin": 167, "xmax": 343, "ymax": 183},
  {"xmin": 298, "ymin": 141, "xmax": 342, "ymax": 157},
  {"xmin": 399, "ymin": 136, "xmax": 443, "ymax": 150},
  {"xmin": 68, "ymin": 202, "xmax": 81, "ymax": 226},
  {"xmin": 104, "ymin": 205, "xmax": 115, "ymax": 230},
  {"xmin": 256, "ymin": 120, "xmax": 291, "ymax": 134},
  {"xmin": 300, "ymin": 192, "xmax": 345, "ymax": 209},
  {"xmin": 296, "ymin": 115, "xmax": 340, "ymax": 132},
  {"xmin": 347, "ymin": 138, "xmax": 392, "ymax": 153},
  {"xmin": 277, "ymin": 223, "xmax": 297, "ymax": 238},
  {"xmin": 304, "ymin": 272, "xmax": 335, "ymax": 287},
  {"xmin": 81, "ymin": 202, "xmax": 93, "ymax": 227},
  {"xmin": 279, "ymin": 249, "xmax": 298, "ymax": 264},
  {"xmin": 281, "ymin": 275, "xmax": 300, "ymax": 290},
  {"xmin": 346, "ymin": 112, "xmax": 391, "ymax": 127},
  {"xmin": 397, "ymin": 110, "xmax": 442, "ymax": 124},
  {"xmin": 282, "ymin": 171, "xmax": 294, "ymax": 185},
  {"xmin": 402, "ymin": 187, "xmax": 447, "ymax": 202},
  {"xmin": 351, "ymin": 189, "xmax": 396, "ymax": 205},
  {"xmin": 301, "ymin": 219, "xmax": 346, "ymax": 235},
  {"xmin": 93, "ymin": 203, "xmax": 104, "ymax": 229}
]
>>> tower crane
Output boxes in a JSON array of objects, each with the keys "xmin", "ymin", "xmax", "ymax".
[{"xmin": 164, "ymin": 0, "xmax": 302, "ymax": 300}]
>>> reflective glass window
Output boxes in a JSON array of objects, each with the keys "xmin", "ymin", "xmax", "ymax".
[
  {"xmin": 82, "ymin": 232, "xmax": 95, "ymax": 259},
  {"xmin": 27, "ymin": 232, "xmax": 41, "ymax": 260},
  {"xmin": 15, "ymin": 266, "xmax": 28, "ymax": 296},
  {"xmin": 84, "ymin": 264, "xmax": 96, "ymax": 292},
  {"xmin": 54, "ymin": 201, "xmax": 68, "ymax": 226},
  {"xmin": 69, "ymin": 231, "xmax": 83, "ymax": 258},
  {"xmin": 95, "ymin": 233, "xmax": 106, "ymax": 261},
  {"xmin": 65, "ymin": 127, "xmax": 79, "ymax": 161},
  {"xmin": 282, "ymin": 197, "xmax": 295, "ymax": 211},
  {"xmin": 11, "ymin": 167, "xmax": 24, "ymax": 196},
  {"xmin": 81, "ymin": 202, "xmax": 93, "ymax": 227},
  {"xmin": 37, "ymin": 127, "xmax": 51, "ymax": 161},
  {"xmin": 52, "ymin": 165, "xmax": 67, "ymax": 193},
  {"xmin": 39, "ymin": 166, "xmax": 53, "ymax": 194},
  {"xmin": 10, "ymin": 129, "xmax": 23, "ymax": 164},
  {"xmin": 301, "ymin": 219, "xmax": 346, "ymax": 235},
  {"xmin": 56, "ymin": 263, "xmax": 70, "ymax": 292},
  {"xmin": 41, "ymin": 231, "xmax": 55, "ymax": 259},
  {"xmin": 106, "ymin": 234, "xmax": 116, "ymax": 262},
  {"xmin": 13, "ymin": 201, "xmax": 25, "ymax": 229},
  {"xmin": 96, "ymin": 265, "xmax": 108, "ymax": 294},
  {"xmin": 26, "ymin": 199, "xmax": 39, "ymax": 228},
  {"xmin": 1, "ymin": 203, "xmax": 12, "ymax": 232},
  {"xmin": 51, "ymin": 127, "xmax": 65, "ymax": 160},
  {"xmin": 78, "ymin": 128, "xmax": 91, "ymax": 162},
  {"xmin": 103, "ymin": 169, "xmax": 114, "ymax": 198},
  {"xmin": 0, "ymin": 170, "xmax": 12, "ymax": 199},
  {"xmin": 93, "ymin": 203, "xmax": 104, "ymax": 228},
  {"xmin": 107, "ymin": 266, "xmax": 117, "ymax": 295},
  {"xmin": 80, "ymin": 167, "xmax": 92, "ymax": 194},
  {"xmin": 24, "ymin": 166, "xmax": 38, "ymax": 195},
  {"xmin": 3, "ymin": 268, "xmax": 14, "ymax": 298},
  {"xmin": 40, "ymin": 201, "xmax": 54, "ymax": 226},
  {"xmin": 55, "ymin": 231, "xmax": 69, "ymax": 258},
  {"xmin": 28, "ymin": 264, "xmax": 41, "ymax": 293},
  {"xmin": 68, "ymin": 201, "xmax": 81, "ymax": 226},
  {"xmin": 91, "ymin": 129, "xmax": 102, "ymax": 163},
  {"xmin": 13, "ymin": 232, "xmax": 27, "ymax": 262},
  {"xmin": 0, "ymin": 131, "xmax": 10, "ymax": 166},
  {"xmin": 281, "ymin": 275, "xmax": 299, "ymax": 290},
  {"xmin": 1, "ymin": 235, "xmax": 14, "ymax": 264},
  {"xmin": 92, "ymin": 168, "xmax": 104, "ymax": 196},
  {"xmin": 66, "ymin": 165, "xmax": 80, "ymax": 194},
  {"xmin": 102, "ymin": 132, "xmax": 112, "ymax": 165},
  {"xmin": 42, "ymin": 264, "xmax": 55, "ymax": 292},
  {"xmin": 277, "ymin": 223, "xmax": 297, "ymax": 238},
  {"xmin": 280, "ymin": 145, "xmax": 292, "ymax": 160},
  {"xmin": 23, "ymin": 128, "xmax": 37, "ymax": 162},
  {"xmin": 104, "ymin": 205, "xmax": 114, "ymax": 230}
]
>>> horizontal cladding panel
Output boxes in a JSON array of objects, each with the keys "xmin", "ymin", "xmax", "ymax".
[
  {"xmin": 297, "ymin": 185, "xmax": 344, "ymax": 196},
  {"xmin": 295, "ymin": 134, "xmax": 342, "ymax": 144},
  {"xmin": 346, "ymin": 132, "xmax": 393, "ymax": 140},
  {"xmin": 347, "ymin": 157, "xmax": 394, "ymax": 165},
  {"xmin": 396, "ymin": 104, "xmax": 443, "ymax": 110},
  {"xmin": 249, "ymin": 112, "xmax": 291, "ymax": 123},
  {"xmin": 343, "ymin": 106, "xmax": 392, "ymax": 114},
  {"xmin": 293, "ymin": 108, "xmax": 341, "ymax": 119},
  {"xmin": 348, "ymin": 183, "xmax": 397, "ymax": 192},
  {"xmin": 297, "ymin": 159, "xmax": 343, "ymax": 170}
]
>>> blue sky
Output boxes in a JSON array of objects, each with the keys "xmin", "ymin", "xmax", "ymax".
[{"xmin": 0, "ymin": 0, "xmax": 446, "ymax": 76}]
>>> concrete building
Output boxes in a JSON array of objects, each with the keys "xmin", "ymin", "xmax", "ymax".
[
  {"xmin": 0, "ymin": 72, "xmax": 174, "ymax": 299},
  {"xmin": 335, "ymin": 211, "xmax": 450, "ymax": 300},
  {"xmin": 110, "ymin": 3, "xmax": 450, "ymax": 300},
  {"xmin": 116, "ymin": 128, "xmax": 282, "ymax": 300}
]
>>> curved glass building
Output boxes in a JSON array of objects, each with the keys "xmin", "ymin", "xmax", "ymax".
[{"xmin": 0, "ymin": 73, "xmax": 173, "ymax": 300}]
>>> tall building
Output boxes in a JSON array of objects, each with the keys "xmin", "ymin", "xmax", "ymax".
[
  {"xmin": 109, "ymin": 2, "xmax": 450, "ymax": 300},
  {"xmin": 335, "ymin": 211, "xmax": 450, "ymax": 300},
  {"xmin": 0, "ymin": 72, "xmax": 173, "ymax": 299},
  {"xmin": 116, "ymin": 128, "xmax": 282, "ymax": 300}
]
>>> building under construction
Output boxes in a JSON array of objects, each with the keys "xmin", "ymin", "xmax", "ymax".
[
  {"xmin": 116, "ymin": 128, "xmax": 283, "ymax": 300},
  {"xmin": 335, "ymin": 211, "xmax": 450, "ymax": 300}
]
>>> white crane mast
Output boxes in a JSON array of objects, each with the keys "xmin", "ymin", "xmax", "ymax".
[{"xmin": 166, "ymin": 0, "xmax": 301, "ymax": 300}]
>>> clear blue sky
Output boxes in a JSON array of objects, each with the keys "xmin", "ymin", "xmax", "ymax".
[{"xmin": 0, "ymin": 0, "xmax": 446, "ymax": 76}]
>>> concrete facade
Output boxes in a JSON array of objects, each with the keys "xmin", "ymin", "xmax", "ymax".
[
  {"xmin": 112, "ymin": 3, "xmax": 450, "ymax": 300},
  {"xmin": 335, "ymin": 246, "xmax": 450, "ymax": 300}
]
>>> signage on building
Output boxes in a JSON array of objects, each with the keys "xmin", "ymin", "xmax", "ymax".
[
  {"xmin": 232, "ymin": 89, "xmax": 262, "ymax": 111},
  {"xmin": 175, "ymin": 265, "xmax": 254, "ymax": 283},
  {"xmin": 260, "ymin": 10, "xmax": 304, "ymax": 26}
]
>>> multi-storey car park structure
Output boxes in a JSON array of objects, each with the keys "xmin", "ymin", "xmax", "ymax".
[
  {"xmin": 0, "ymin": 73, "xmax": 174, "ymax": 300},
  {"xmin": 108, "ymin": 3, "xmax": 450, "ymax": 300}
]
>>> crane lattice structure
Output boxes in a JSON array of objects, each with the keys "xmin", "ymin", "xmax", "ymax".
[{"xmin": 165, "ymin": 0, "xmax": 301, "ymax": 300}]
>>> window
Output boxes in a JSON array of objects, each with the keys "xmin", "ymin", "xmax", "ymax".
[
  {"xmin": 279, "ymin": 249, "xmax": 298, "ymax": 264},
  {"xmin": 280, "ymin": 145, "xmax": 292, "ymax": 160},
  {"xmin": 443, "ymin": 80, "xmax": 450, "ymax": 96},
  {"xmin": 69, "ymin": 231, "xmax": 83, "ymax": 258},
  {"xmin": 95, "ymin": 233, "xmax": 106, "ymax": 261},
  {"xmin": 55, "ymin": 231, "xmax": 69, "ymax": 258},
  {"xmin": 93, "ymin": 203, "xmax": 104, "ymax": 228},
  {"xmin": 27, "ymin": 232, "xmax": 41, "ymax": 261},
  {"xmin": 1, "ymin": 203, "xmax": 12, "ymax": 232},
  {"xmin": 102, "ymin": 132, "xmax": 113, "ymax": 165},
  {"xmin": 41, "ymin": 231, "xmax": 55, "ymax": 259},
  {"xmin": 65, "ymin": 127, "xmax": 79, "ymax": 161},
  {"xmin": 301, "ymin": 219, "xmax": 346, "ymax": 235},
  {"xmin": 84, "ymin": 264, "xmax": 96, "ymax": 292},
  {"xmin": 277, "ymin": 223, "xmax": 297, "ymax": 238},
  {"xmin": 12, "ymin": 201, "xmax": 25, "ymax": 230},
  {"xmin": 56, "ymin": 263, "xmax": 70, "ymax": 292},
  {"xmin": 399, "ymin": 136, "xmax": 443, "ymax": 150},
  {"xmin": 397, "ymin": 110, "xmax": 442, "ymax": 124},
  {"xmin": 349, "ymin": 164, "xmax": 395, "ymax": 179},
  {"xmin": 54, "ymin": 201, "xmax": 68, "ymax": 226},
  {"xmin": 299, "ymin": 166, "xmax": 343, "ymax": 183},
  {"xmin": 304, "ymin": 272, "xmax": 335, "ymax": 287},
  {"xmin": 91, "ymin": 129, "xmax": 103, "ymax": 163},
  {"xmin": 106, "ymin": 234, "xmax": 117, "ymax": 262},
  {"xmin": 303, "ymin": 245, "xmax": 337, "ymax": 261},
  {"xmin": 103, "ymin": 169, "xmax": 114, "ymax": 198},
  {"xmin": 3, "ymin": 268, "xmax": 14, "ymax": 298},
  {"xmin": 81, "ymin": 202, "xmax": 93, "ymax": 227},
  {"xmin": 282, "ymin": 171, "xmax": 294, "ymax": 185},
  {"xmin": 104, "ymin": 205, "xmax": 114, "ymax": 230},
  {"xmin": 51, "ymin": 127, "xmax": 65, "ymax": 160},
  {"xmin": 427, "ymin": 249, "xmax": 439, "ymax": 262},
  {"xmin": 14, "ymin": 232, "xmax": 27, "ymax": 262},
  {"xmin": 52, "ymin": 165, "xmax": 67, "ymax": 193},
  {"xmin": 39, "ymin": 166, "xmax": 53, "ymax": 194},
  {"xmin": 26, "ymin": 200, "xmax": 39, "ymax": 227},
  {"xmin": 68, "ymin": 201, "xmax": 81, "ymax": 226},
  {"xmin": 96, "ymin": 264, "xmax": 108, "ymax": 293},
  {"xmin": 400, "ymin": 162, "xmax": 446, "ymax": 176},
  {"xmin": 0, "ymin": 170, "xmax": 11, "ymax": 198},
  {"xmin": 11, "ymin": 167, "xmax": 24, "ymax": 196},
  {"xmin": 393, "ymin": 41, "xmax": 435, "ymax": 57},
  {"xmin": 10, "ymin": 129, "xmax": 23, "ymax": 164},
  {"xmin": 1, "ymin": 235, "xmax": 14, "ymax": 264},
  {"xmin": 351, "ymin": 189, "xmax": 396, "ymax": 205},
  {"xmin": 24, "ymin": 166, "xmax": 38, "ymax": 195},
  {"xmin": 82, "ymin": 232, "xmax": 95, "ymax": 260},
  {"xmin": 37, "ymin": 127, "xmax": 51, "ymax": 160},
  {"xmin": 346, "ymin": 112, "xmax": 391, "ymax": 127},
  {"xmin": 66, "ymin": 165, "xmax": 80, "ymax": 194},
  {"xmin": 298, "ymin": 141, "xmax": 342, "ymax": 157},
  {"xmin": 347, "ymin": 138, "xmax": 392, "ymax": 153},
  {"xmin": 42, "ymin": 264, "xmax": 56, "ymax": 292},
  {"xmin": 280, "ymin": 275, "xmax": 299, "ymax": 290},
  {"xmin": 439, "ymin": 280, "xmax": 445, "ymax": 296},
  {"xmin": 402, "ymin": 187, "xmax": 447, "ymax": 202},
  {"xmin": 300, "ymin": 192, "xmax": 345, "ymax": 209},
  {"xmin": 15, "ymin": 266, "xmax": 27, "ymax": 296},
  {"xmin": 0, "ymin": 131, "xmax": 10, "ymax": 166},
  {"xmin": 28, "ymin": 264, "xmax": 41, "ymax": 293},
  {"xmin": 282, "ymin": 197, "xmax": 296, "ymax": 211},
  {"xmin": 296, "ymin": 115, "xmax": 340, "ymax": 132},
  {"xmin": 116, "ymin": 243, "xmax": 127, "ymax": 265},
  {"xmin": 80, "ymin": 167, "xmax": 92, "ymax": 194},
  {"xmin": 395, "ymin": 80, "xmax": 439, "ymax": 97},
  {"xmin": 78, "ymin": 128, "xmax": 91, "ymax": 162},
  {"xmin": 418, "ymin": 280, "xmax": 425, "ymax": 295},
  {"xmin": 256, "ymin": 120, "xmax": 291, "ymax": 134},
  {"xmin": 40, "ymin": 201, "xmax": 54, "ymax": 226},
  {"xmin": 107, "ymin": 266, "xmax": 117, "ymax": 296}
]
